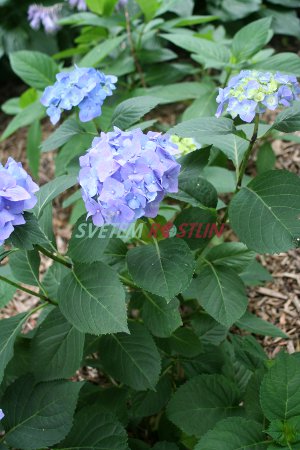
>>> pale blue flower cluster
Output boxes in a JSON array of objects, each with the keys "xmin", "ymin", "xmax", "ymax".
[
  {"xmin": 0, "ymin": 158, "xmax": 39, "ymax": 246},
  {"xmin": 78, "ymin": 128, "xmax": 181, "ymax": 226},
  {"xmin": 40, "ymin": 67, "xmax": 117, "ymax": 125},
  {"xmin": 0, "ymin": 409, "xmax": 4, "ymax": 421},
  {"xmin": 216, "ymin": 70, "xmax": 300, "ymax": 122},
  {"xmin": 28, "ymin": 4, "xmax": 62, "ymax": 34},
  {"xmin": 68, "ymin": 0, "xmax": 87, "ymax": 10}
]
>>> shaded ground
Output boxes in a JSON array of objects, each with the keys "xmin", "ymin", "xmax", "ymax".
[{"xmin": 0, "ymin": 87, "xmax": 299, "ymax": 356}]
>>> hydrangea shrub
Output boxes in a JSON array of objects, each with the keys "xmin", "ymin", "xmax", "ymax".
[{"xmin": 1, "ymin": 8, "xmax": 300, "ymax": 450}]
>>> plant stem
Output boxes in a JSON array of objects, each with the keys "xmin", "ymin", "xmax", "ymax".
[
  {"xmin": 35, "ymin": 245, "xmax": 73, "ymax": 269},
  {"xmin": 119, "ymin": 275, "xmax": 137, "ymax": 289},
  {"xmin": 0, "ymin": 275, "xmax": 57, "ymax": 305},
  {"xmin": 222, "ymin": 113, "xmax": 260, "ymax": 223},
  {"xmin": 236, "ymin": 113, "xmax": 260, "ymax": 190},
  {"xmin": 223, "ymin": 68, "xmax": 232, "ymax": 88},
  {"xmin": 124, "ymin": 7, "xmax": 147, "ymax": 88}
]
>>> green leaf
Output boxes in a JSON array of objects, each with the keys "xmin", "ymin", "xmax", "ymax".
[
  {"xmin": 173, "ymin": 208, "xmax": 218, "ymax": 250},
  {"xmin": 267, "ymin": 416, "xmax": 300, "ymax": 447},
  {"xmin": 207, "ymin": 133, "xmax": 250, "ymax": 169},
  {"xmin": 134, "ymin": 291, "xmax": 182, "ymax": 338},
  {"xmin": 42, "ymin": 263, "xmax": 69, "ymax": 301},
  {"xmin": 26, "ymin": 120, "xmax": 41, "ymax": 178},
  {"xmin": 111, "ymin": 96, "xmax": 161, "ymax": 130},
  {"xmin": 9, "ymin": 50, "xmax": 58, "ymax": 89},
  {"xmin": 34, "ymin": 175, "xmax": 77, "ymax": 219},
  {"xmin": 134, "ymin": 82, "xmax": 215, "ymax": 105},
  {"xmin": 0, "ymin": 278, "xmax": 16, "ymax": 308},
  {"xmin": 253, "ymin": 52, "xmax": 300, "ymax": 76},
  {"xmin": 190, "ymin": 264, "xmax": 248, "ymax": 327},
  {"xmin": 100, "ymin": 322, "xmax": 161, "ymax": 391},
  {"xmin": 153, "ymin": 443, "xmax": 179, "ymax": 450},
  {"xmin": 195, "ymin": 417, "xmax": 267, "ymax": 450},
  {"xmin": 229, "ymin": 170, "xmax": 300, "ymax": 254},
  {"xmin": 232, "ymin": 18, "xmax": 272, "ymax": 61},
  {"xmin": 1, "ymin": 101, "xmax": 45, "ymax": 141},
  {"xmin": 166, "ymin": 374, "xmax": 241, "ymax": 437},
  {"xmin": 171, "ymin": 175, "xmax": 218, "ymax": 209},
  {"xmin": 170, "ymin": 117, "xmax": 235, "ymax": 142},
  {"xmin": 164, "ymin": 327, "xmax": 203, "ymax": 357},
  {"xmin": 30, "ymin": 308, "xmax": 85, "ymax": 381},
  {"xmin": 0, "ymin": 313, "xmax": 27, "ymax": 384},
  {"xmin": 130, "ymin": 376, "xmax": 172, "ymax": 418},
  {"xmin": 127, "ymin": 238, "xmax": 195, "ymax": 301},
  {"xmin": 256, "ymin": 142, "xmax": 276, "ymax": 174},
  {"xmin": 56, "ymin": 405, "xmax": 128, "ymax": 450},
  {"xmin": 260, "ymin": 353, "xmax": 300, "ymax": 421},
  {"xmin": 41, "ymin": 118, "xmax": 86, "ymax": 152},
  {"xmin": 182, "ymin": 86, "xmax": 217, "ymax": 121},
  {"xmin": 9, "ymin": 212, "xmax": 50, "ymax": 250},
  {"xmin": 67, "ymin": 216, "xmax": 111, "ymax": 263},
  {"xmin": 85, "ymin": 0, "xmax": 119, "ymax": 15},
  {"xmin": 58, "ymin": 262, "xmax": 128, "ymax": 335},
  {"xmin": 191, "ymin": 313, "xmax": 228, "ymax": 346},
  {"xmin": 10, "ymin": 250, "xmax": 40, "ymax": 286},
  {"xmin": 236, "ymin": 311, "xmax": 287, "ymax": 338},
  {"xmin": 2, "ymin": 375, "xmax": 82, "ymax": 448},
  {"xmin": 271, "ymin": 103, "xmax": 300, "ymax": 133},
  {"xmin": 136, "ymin": 0, "xmax": 160, "ymax": 21},
  {"xmin": 161, "ymin": 34, "xmax": 230, "ymax": 69},
  {"xmin": 79, "ymin": 35, "xmax": 125, "ymax": 67},
  {"xmin": 204, "ymin": 242, "xmax": 256, "ymax": 273}
]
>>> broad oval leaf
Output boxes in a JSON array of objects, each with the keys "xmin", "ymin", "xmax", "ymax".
[
  {"xmin": 195, "ymin": 417, "xmax": 266, "ymax": 450},
  {"xmin": 189, "ymin": 264, "xmax": 248, "ymax": 327},
  {"xmin": 100, "ymin": 322, "xmax": 161, "ymax": 391},
  {"xmin": 2, "ymin": 375, "xmax": 82, "ymax": 449},
  {"xmin": 0, "ymin": 313, "xmax": 27, "ymax": 384},
  {"xmin": 58, "ymin": 262, "xmax": 128, "ymax": 335},
  {"xmin": 232, "ymin": 18, "xmax": 272, "ymax": 61},
  {"xmin": 30, "ymin": 308, "xmax": 85, "ymax": 381},
  {"xmin": 260, "ymin": 353, "xmax": 300, "ymax": 421},
  {"xmin": 111, "ymin": 96, "xmax": 161, "ymax": 130},
  {"xmin": 57, "ymin": 404, "xmax": 128, "ymax": 450},
  {"xmin": 127, "ymin": 238, "xmax": 195, "ymax": 301},
  {"xmin": 229, "ymin": 170, "xmax": 300, "ymax": 254},
  {"xmin": 166, "ymin": 374, "xmax": 241, "ymax": 437},
  {"xmin": 9, "ymin": 50, "xmax": 58, "ymax": 89}
]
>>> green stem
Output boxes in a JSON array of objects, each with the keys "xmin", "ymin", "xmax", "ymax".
[
  {"xmin": 0, "ymin": 275, "xmax": 57, "ymax": 305},
  {"xmin": 223, "ymin": 67, "xmax": 232, "ymax": 88},
  {"xmin": 236, "ymin": 113, "xmax": 260, "ymax": 190},
  {"xmin": 35, "ymin": 245, "xmax": 73, "ymax": 269},
  {"xmin": 119, "ymin": 275, "xmax": 137, "ymax": 289},
  {"xmin": 222, "ymin": 113, "xmax": 260, "ymax": 224}
]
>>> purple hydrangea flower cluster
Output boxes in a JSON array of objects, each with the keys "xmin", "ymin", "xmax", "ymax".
[
  {"xmin": 68, "ymin": 0, "xmax": 87, "ymax": 10},
  {"xmin": 28, "ymin": 4, "xmax": 62, "ymax": 34},
  {"xmin": 0, "ymin": 410, "xmax": 4, "ymax": 421},
  {"xmin": 216, "ymin": 70, "xmax": 300, "ymax": 123},
  {"xmin": 41, "ymin": 67, "xmax": 117, "ymax": 125},
  {"xmin": 0, "ymin": 158, "xmax": 39, "ymax": 246},
  {"xmin": 78, "ymin": 128, "xmax": 181, "ymax": 227}
]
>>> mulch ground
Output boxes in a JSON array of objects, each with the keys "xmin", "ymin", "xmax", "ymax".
[{"xmin": 0, "ymin": 86, "xmax": 299, "ymax": 357}]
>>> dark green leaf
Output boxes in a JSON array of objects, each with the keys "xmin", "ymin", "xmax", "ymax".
[
  {"xmin": 127, "ymin": 238, "xmax": 194, "ymax": 301},
  {"xmin": 100, "ymin": 322, "xmax": 161, "ymax": 391},
  {"xmin": 229, "ymin": 170, "xmax": 300, "ymax": 253},
  {"xmin": 2, "ymin": 375, "xmax": 81, "ymax": 449},
  {"xmin": 30, "ymin": 308, "xmax": 84, "ymax": 381},
  {"xmin": 58, "ymin": 262, "xmax": 128, "ymax": 335},
  {"xmin": 166, "ymin": 374, "xmax": 241, "ymax": 437},
  {"xmin": 112, "ymin": 96, "xmax": 161, "ymax": 130},
  {"xmin": 42, "ymin": 118, "xmax": 86, "ymax": 152},
  {"xmin": 232, "ymin": 18, "xmax": 272, "ymax": 61},
  {"xmin": 10, "ymin": 249, "xmax": 40, "ymax": 286}
]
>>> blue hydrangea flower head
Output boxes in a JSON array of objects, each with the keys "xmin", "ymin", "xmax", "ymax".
[
  {"xmin": 216, "ymin": 70, "xmax": 300, "ymax": 122},
  {"xmin": 28, "ymin": 4, "xmax": 62, "ymax": 34},
  {"xmin": 68, "ymin": 0, "xmax": 87, "ymax": 10},
  {"xmin": 40, "ymin": 67, "xmax": 117, "ymax": 125},
  {"xmin": 78, "ymin": 128, "xmax": 181, "ymax": 227},
  {"xmin": 0, "ymin": 158, "xmax": 39, "ymax": 246},
  {"xmin": 0, "ymin": 410, "xmax": 4, "ymax": 421}
]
